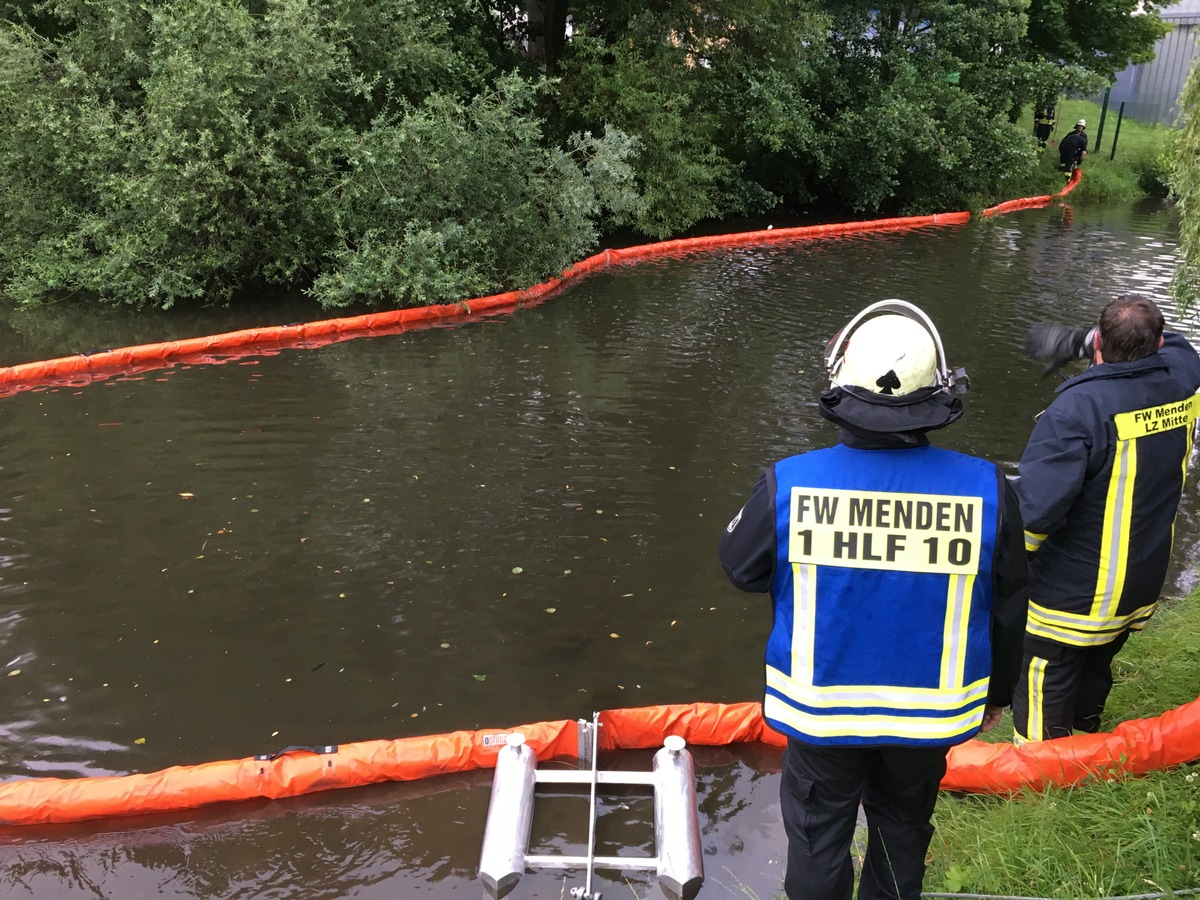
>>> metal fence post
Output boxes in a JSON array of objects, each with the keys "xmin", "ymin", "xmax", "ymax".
[
  {"xmin": 1095, "ymin": 87, "xmax": 1111, "ymax": 152},
  {"xmin": 1109, "ymin": 102, "xmax": 1126, "ymax": 161}
]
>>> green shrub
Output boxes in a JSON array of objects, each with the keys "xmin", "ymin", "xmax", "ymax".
[{"xmin": 0, "ymin": 0, "xmax": 642, "ymax": 310}]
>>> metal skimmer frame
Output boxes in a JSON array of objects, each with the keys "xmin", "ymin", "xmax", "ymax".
[{"xmin": 478, "ymin": 712, "xmax": 704, "ymax": 900}]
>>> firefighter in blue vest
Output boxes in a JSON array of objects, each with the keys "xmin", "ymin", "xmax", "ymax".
[
  {"xmin": 719, "ymin": 300, "xmax": 1028, "ymax": 900},
  {"xmin": 1014, "ymin": 295, "xmax": 1200, "ymax": 742}
]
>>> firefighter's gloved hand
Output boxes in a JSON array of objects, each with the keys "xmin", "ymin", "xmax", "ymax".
[{"xmin": 1022, "ymin": 323, "xmax": 1096, "ymax": 377}]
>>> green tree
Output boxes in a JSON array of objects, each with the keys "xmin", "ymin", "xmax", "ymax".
[
  {"xmin": 0, "ymin": 0, "xmax": 641, "ymax": 309},
  {"xmin": 309, "ymin": 75, "xmax": 643, "ymax": 308},
  {"xmin": 1026, "ymin": 0, "xmax": 1170, "ymax": 83},
  {"xmin": 550, "ymin": 1, "xmax": 833, "ymax": 232},
  {"xmin": 1172, "ymin": 57, "xmax": 1200, "ymax": 312}
]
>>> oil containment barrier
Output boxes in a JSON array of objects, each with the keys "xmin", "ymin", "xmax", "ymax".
[
  {"xmin": 1, "ymin": 692, "xmax": 1198, "ymax": 827},
  {"xmin": 1, "ymin": 167, "xmax": 1149, "ymax": 829},
  {"xmin": 0, "ymin": 170, "xmax": 1079, "ymax": 397}
]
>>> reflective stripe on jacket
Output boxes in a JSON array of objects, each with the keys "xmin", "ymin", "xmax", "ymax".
[
  {"xmin": 764, "ymin": 444, "xmax": 1002, "ymax": 747},
  {"xmin": 1017, "ymin": 333, "xmax": 1200, "ymax": 646}
]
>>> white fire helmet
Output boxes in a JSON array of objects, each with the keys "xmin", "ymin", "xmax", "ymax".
[{"xmin": 825, "ymin": 300, "xmax": 968, "ymax": 396}]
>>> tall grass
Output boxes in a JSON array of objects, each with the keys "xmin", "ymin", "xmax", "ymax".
[
  {"xmin": 1015, "ymin": 97, "xmax": 1177, "ymax": 206},
  {"xmin": 926, "ymin": 591, "xmax": 1200, "ymax": 897}
]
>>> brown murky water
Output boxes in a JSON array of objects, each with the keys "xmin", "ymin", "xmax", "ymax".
[{"xmin": 0, "ymin": 200, "xmax": 1193, "ymax": 899}]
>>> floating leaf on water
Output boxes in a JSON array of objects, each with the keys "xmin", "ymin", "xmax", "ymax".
[
  {"xmin": 178, "ymin": 492, "xmax": 195, "ymax": 499},
  {"xmin": 563, "ymin": 569, "xmax": 572, "ymax": 575},
  {"xmin": 272, "ymin": 731, "xmax": 279, "ymax": 737},
  {"xmin": 545, "ymin": 608, "xmax": 556, "ymax": 614},
  {"xmin": 134, "ymin": 737, "xmax": 146, "ymax": 745},
  {"xmin": 440, "ymin": 642, "xmax": 450, "ymax": 649},
  {"xmin": 671, "ymin": 620, "xmax": 677, "ymax": 626},
  {"xmin": 609, "ymin": 633, "xmax": 620, "ymax": 639},
  {"xmin": 622, "ymin": 593, "xmax": 633, "ymax": 598},
  {"xmin": 7, "ymin": 669, "xmax": 19, "ymax": 676},
  {"xmin": 473, "ymin": 674, "xmax": 487, "ymax": 681}
]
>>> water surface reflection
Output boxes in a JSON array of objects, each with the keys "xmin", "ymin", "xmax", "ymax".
[{"xmin": 0, "ymin": 201, "xmax": 1193, "ymax": 898}]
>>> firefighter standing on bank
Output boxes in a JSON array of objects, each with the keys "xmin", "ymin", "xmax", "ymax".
[
  {"xmin": 1015, "ymin": 294, "xmax": 1200, "ymax": 742},
  {"xmin": 719, "ymin": 301, "xmax": 1028, "ymax": 900},
  {"xmin": 1034, "ymin": 101, "xmax": 1056, "ymax": 149}
]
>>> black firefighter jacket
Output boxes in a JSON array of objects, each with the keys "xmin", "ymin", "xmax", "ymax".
[{"xmin": 1016, "ymin": 332, "xmax": 1200, "ymax": 647}]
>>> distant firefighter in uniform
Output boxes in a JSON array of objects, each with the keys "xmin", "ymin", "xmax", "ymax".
[
  {"xmin": 1059, "ymin": 119, "xmax": 1088, "ymax": 178},
  {"xmin": 719, "ymin": 300, "xmax": 1028, "ymax": 900},
  {"xmin": 1015, "ymin": 294, "xmax": 1200, "ymax": 743},
  {"xmin": 1034, "ymin": 101, "xmax": 1056, "ymax": 149}
]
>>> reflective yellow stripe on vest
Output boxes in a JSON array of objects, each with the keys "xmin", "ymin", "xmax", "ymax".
[
  {"xmin": 1094, "ymin": 395, "xmax": 1199, "ymax": 618},
  {"xmin": 767, "ymin": 562, "xmax": 987, "ymax": 741},
  {"xmin": 763, "ymin": 693, "xmax": 986, "ymax": 741}
]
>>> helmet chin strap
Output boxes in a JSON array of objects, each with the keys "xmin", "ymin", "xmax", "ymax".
[{"xmin": 825, "ymin": 299, "xmax": 970, "ymax": 394}]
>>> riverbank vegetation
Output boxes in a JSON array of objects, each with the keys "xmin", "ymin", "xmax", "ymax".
[
  {"xmin": 1174, "ymin": 60, "xmax": 1200, "ymax": 312},
  {"xmin": 0, "ymin": 0, "xmax": 1179, "ymax": 310},
  {"xmin": 1025, "ymin": 98, "xmax": 1177, "ymax": 206},
  {"xmin": 924, "ymin": 589, "xmax": 1200, "ymax": 898}
]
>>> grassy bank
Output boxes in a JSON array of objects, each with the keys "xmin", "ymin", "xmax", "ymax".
[
  {"xmin": 926, "ymin": 590, "xmax": 1200, "ymax": 897},
  {"xmin": 1010, "ymin": 97, "xmax": 1178, "ymax": 207}
]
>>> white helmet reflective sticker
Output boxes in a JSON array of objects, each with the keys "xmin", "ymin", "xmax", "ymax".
[
  {"xmin": 824, "ymin": 299, "xmax": 967, "ymax": 394},
  {"xmin": 833, "ymin": 314, "xmax": 938, "ymax": 396}
]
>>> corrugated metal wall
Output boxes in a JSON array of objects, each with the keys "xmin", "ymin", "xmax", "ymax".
[{"xmin": 1098, "ymin": 4, "xmax": 1200, "ymax": 125}]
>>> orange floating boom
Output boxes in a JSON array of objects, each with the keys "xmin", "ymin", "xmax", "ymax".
[
  {"xmin": 0, "ymin": 213, "xmax": 980, "ymax": 396},
  {"xmin": 2, "ymin": 695, "xmax": 1198, "ymax": 827},
  {"xmin": 0, "ymin": 173, "xmax": 1103, "ymax": 828}
]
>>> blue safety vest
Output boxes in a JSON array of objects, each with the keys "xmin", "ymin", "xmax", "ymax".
[{"xmin": 765, "ymin": 444, "xmax": 1002, "ymax": 747}]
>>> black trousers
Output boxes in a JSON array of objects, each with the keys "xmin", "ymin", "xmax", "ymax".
[
  {"xmin": 1011, "ymin": 631, "xmax": 1131, "ymax": 742},
  {"xmin": 780, "ymin": 738, "xmax": 949, "ymax": 900}
]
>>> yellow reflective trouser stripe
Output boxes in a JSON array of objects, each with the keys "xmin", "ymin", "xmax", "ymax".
[
  {"xmin": 763, "ymin": 693, "xmax": 985, "ymax": 741},
  {"xmin": 1092, "ymin": 437, "xmax": 1136, "ymax": 618},
  {"xmin": 1026, "ymin": 600, "xmax": 1156, "ymax": 645},
  {"xmin": 1025, "ymin": 656, "xmax": 1047, "ymax": 743},
  {"xmin": 1024, "ymin": 530, "xmax": 1047, "ymax": 553}
]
